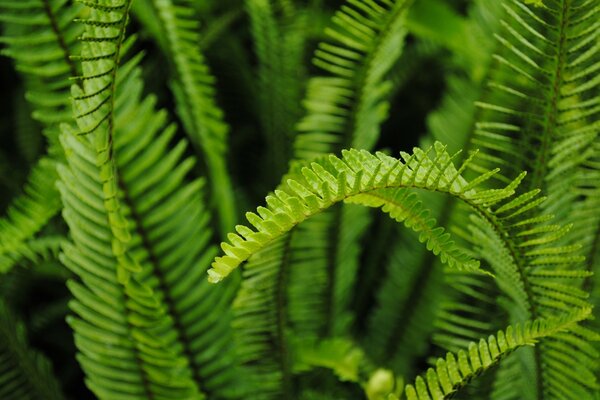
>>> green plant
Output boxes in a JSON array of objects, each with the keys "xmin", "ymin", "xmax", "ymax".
[{"xmin": 0, "ymin": 0, "xmax": 598, "ymax": 399}]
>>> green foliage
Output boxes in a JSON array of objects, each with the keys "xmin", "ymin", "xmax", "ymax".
[
  {"xmin": 0, "ymin": 300, "xmax": 65, "ymax": 400},
  {"xmin": 0, "ymin": 0, "xmax": 598, "ymax": 399}
]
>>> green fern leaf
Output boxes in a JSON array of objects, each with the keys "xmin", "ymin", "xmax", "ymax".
[{"xmin": 209, "ymin": 143, "xmax": 526, "ymax": 282}]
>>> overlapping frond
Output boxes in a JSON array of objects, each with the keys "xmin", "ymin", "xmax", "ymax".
[
  {"xmin": 60, "ymin": 60, "xmax": 244, "ymax": 398},
  {"xmin": 403, "ymin": 308, "xmax": 592, "ymax": 399},
  {"xmin": 469, "ymin": 198, "xmax": 598, "ymax": 398},
  {"xmin": 0, "ymin": 301, "xmax": 65, "ymax": 400},
  {"xmin": 365, "ymin": 226, "xmax": 449, "ymax": 377},
  {"xmin": 58, "ymin": 2, "xmax": 245, "ymax": 398},
  {"xmin": 60, "ymin": 95, "xmax": 203, "ymax": 400},
  {"xmin": 0, "ymin": 0, "xmax": 81, "ymax": 142},
  {"xmin": 150, "ymin": 0, "xmax": 236, "ymax": 235},
  {"xmin": 295, "ymin": 0, "xmax": 414, "ymax": 159}
]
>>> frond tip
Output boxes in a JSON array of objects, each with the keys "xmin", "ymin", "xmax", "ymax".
[{"xmin": 403, "ymin": 308, "xmax": 592, "ymax": 400}]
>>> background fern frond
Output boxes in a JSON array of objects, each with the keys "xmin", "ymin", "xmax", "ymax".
[
  {"xmin": 146, "ymin": 0, "xmax": 237, "ymax": 235},
  {"xmin": 246, "ymin": 0, "xmax": 309, "ymax": 182},
  {"xmin": 0, "ymin": 0, "xmax": 82, "ymax": 275},
  {"xmin": 0, "ymin": 300, "xmax": 65, "ymax": 400},
  {"xmin": 295, "ymin": 0, "xmax": 414, "ymax": 159}
]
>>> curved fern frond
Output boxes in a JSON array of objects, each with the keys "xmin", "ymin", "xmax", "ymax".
[
  {"xmin": 0, "ymin": 300, "xmax": 65, "ymax": 400},
  {"xmin": 403, "ymin": 308, "xmax": 592, "ymax": 400},
  {"xmin": 148, "ymin": 0, "xmax": 236, "ymax": 235},
  {"xmin": 295, "ymin": 0, "xmax": 414, "ymax": 159},
  {"xmin": 209, "ymin": 142, "xmax": 531, "ymax": 282}
]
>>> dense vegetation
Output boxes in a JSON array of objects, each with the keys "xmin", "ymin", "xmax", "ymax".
[{"xmin": 0, "ymin": 0, "xmax": 598, "ymax": 399}]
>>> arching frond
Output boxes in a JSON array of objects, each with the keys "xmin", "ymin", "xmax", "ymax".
[
  {"xmin": 0, "ymin": 301, "xmax": 65, "ymax": 400},
  {"xmin": 209, "ymin": 142, "xmax": 534, "ymax": 282}
]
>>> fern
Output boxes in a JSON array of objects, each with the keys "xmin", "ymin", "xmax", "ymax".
[
  {"xmin": 246, "ymin": 0, "xmax": 308, "ymax": 179},
  {"xmin": 470, "ymin": 0, "xmax": 599, "ymax": 198},
  {"xmin": 209, "ymin": 143, "xmax": 522, "ymax": 282},
  {"xmin": 403, "ymin": 308, "xmax": 592, "ymax": 399},
  {"xmin": 295, "ymin": 0, "xmax": 414, "ymax": 158},
  {"xmin": 144, "ymin": 0, "xmax": 237, "ymax": 235},
  {"xmin": 0, "ymin": 0, "xmax": 81, "ymax": 274},
  {"xmin": 60, "ymin": 59, "xmax": 244, "ymax": 398},
  {"xmin": 1, "ymin": 1, "xmax": 599, "ymax": 399}
]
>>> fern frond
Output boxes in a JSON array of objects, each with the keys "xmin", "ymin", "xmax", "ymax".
[
  {"xmin": 246, "ymin": 0, "xmax": 308, "ymax": 178},
  {"xmin": 0, "ymin": 301, "xmax": 65, "ymax": 400},
  {"xmin": 403, "ymin": 308, "xmax": 592, "ymax": 399},
  {"xmin": 469, "ymin": 0, "xmax": 600, "ymax": 202},
  {"xmin": 468, "ymin": 200, "xmax": 598, "ymax": 398},
  {"xmin": 0, "ymin": 0, "xmax": 81, "ymax": 141},
  {"xmin": 0, "ymin": 235, "xmax": 64, "ymax": 273},
  {"xmin": 209, "ymin": 142, "xmax": 528, "ymax": 282},
  {"xmin": 365, "ymin": 226, "xmax": 449, "ymax": 377},
  {"xmin": 295, "ymin": 0, "xmax": 414, "ymax": 159},
  {"xmin": 60, "ymin": 2, "xmax": 245, "ymax": 394},
  {"xmin": 149, "ymin": 0, "xmax": 237, "ymax": 235},
  {"xmin": 231, "ymin": 234, "xmax": 294, "ymax": 399},
  {"xmin": 60, "ymin": 54, "xmax": 247, "ymax": 398},
  {"xmin": 0, "ymin": 158, "xmax": 61, "ymax": 273}
]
